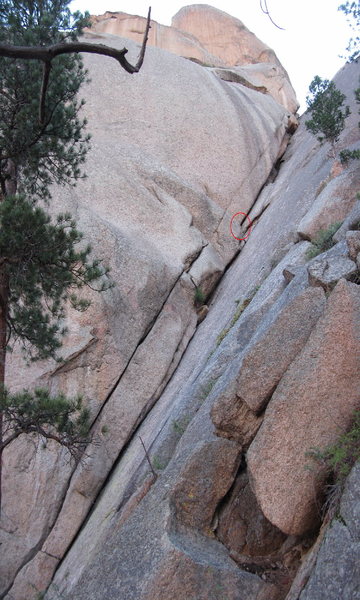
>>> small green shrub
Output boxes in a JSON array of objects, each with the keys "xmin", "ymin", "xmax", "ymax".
[
  {"xmin": 198, "ymin": 378, "xmax": 217, "ymax": 400},
  {"xmin": 306, "ymin": 409, "xmax": 360, "ymax": 516},
  {"xmin": 340, "ymin": 148, "xmax": 360, "ymax": 164},
  {"xmin": 194, "ymin": 286, "xmax": 206, "ymax": 306},
  {"xmin": 172, "ymin": 416, "xmax": 190, "ymax": 436},
  {"xmin": 216, "ymin": 301, "xmax": 249, "ymax": 345},
  {"xmin": 306, "ymin": 222, "xmax": 342, "ymax": 259},
  {"xmin": 152, "ymin": 455, "xmax": 166, "ymax": 471}
]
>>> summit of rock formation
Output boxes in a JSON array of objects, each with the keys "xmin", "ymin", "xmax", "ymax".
[
  {"xmin": 171, "ymin": 4, "xmax": 280, "ymax": 67},
  {"xmin": 1, "ymin": 6, "xmax": 359, "ymax": 600},
  {"xmin": 89, "ymin": 4, "xmax": 299, "ymax": 113}
]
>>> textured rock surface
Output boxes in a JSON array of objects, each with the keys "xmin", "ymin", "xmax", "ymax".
[
  {"xmin": 236, "ymin": 286, "xmax": 326, "ymax": 413},
  {"xmin": 172, "ymin": 5, "xmax": 281, "ymax": 67},
  {"xmin": 217, "ymin": 471, "xmax": 287, "ymax": 557},
  {"xmin": 44, "ymin": 406, "xmax": 278, "ymax": 600},
  {"xmin": 247, "ymin": 279, "xmax": 360, "ymax": 535},
  {"xmin": 334, "ymin": 199, "xmax": 360, "ymax": 242},
  {"xmin": 346, "ymin": 230, "xmax": 360, "ymax": 260},
  {"xmin": 89, "ymin": 5, "xmax": 298, "ymax": 112},
  {"xmin": 307, "ymin": 255, "xmax": 357, "ymax": 290},
  {"xmin": 170, "ymin": 438, "xmax": 241, "ymax": 532},
  {"xmin": 298, "ymin": 463, "xmax": 360, "ymax": 600},
  {"xmin": 90, "ymin": 10, "xmax": 226, "ymax": 67},
  {"xmin": 213, "ymin": 63, "xmax": 299, "ymax": 113},
  {"xmin": 297, "ymin": 161, "xmax": 360, "ymax": 240}
]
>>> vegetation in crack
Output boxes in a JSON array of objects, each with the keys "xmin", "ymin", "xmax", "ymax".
[
  {"xmin": 193, "ymin": 285, "xmax": 206, "ymax": 307},
  {"xmin": 348, "ymin": 268, "xmax": 360, "ymax": 284},
  {"xmin": 172, "ymin": 416, "xmax": 191, "ymax": 436},
  {"xmin": 305, "ymin": 222, "xmax": 342, "ymax": 259},
  {"xmin": 215, "ymin": 285, "xmax": 261, "ymax": 347},
  {"xmin": 305, "ymin": 408, "xmax": 360, "ymax": 520},
  {"xmin": 151, "ymin": 455, "xmax": 168, "ymax": 472},
  {"xmin": 198, "ymin": 377, "xmax": 218, "ymax": 401}
]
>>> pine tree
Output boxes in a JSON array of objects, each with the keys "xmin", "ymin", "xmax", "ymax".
[
  {"xmin": 305, "ymin": 76, "xmax": 351, "ymax": 156},
  {"xmin": 338, "ymin": 1, "xmax": 360, "ymax": 62},
  {"xmin": 0, "ymin": 1, "xmax": 113, "ymax": 513},
  {"xmin": 0, "ymin": 0, "xmax": 91, "ymax": 199}
]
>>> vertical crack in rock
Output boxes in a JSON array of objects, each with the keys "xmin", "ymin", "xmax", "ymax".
[
  {"xmin": 89, "ymin": 242, "xmax": 206, "ymax": 429},
  {"xmin": 3, "ymin": 243, "xmax": 220, "ymax": 597}
]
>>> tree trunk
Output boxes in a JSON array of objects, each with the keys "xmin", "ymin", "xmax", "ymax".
[
  {"xmin": 5, "ymin": 159, "xmax": 17, "ymax": 196},
  {"xmin": 0, "ymin": 177, "xmax": 11, "ymax": 516},
  {"xmin": 0, "ymin": 267, "xmax": 8, "ymax": 516}
]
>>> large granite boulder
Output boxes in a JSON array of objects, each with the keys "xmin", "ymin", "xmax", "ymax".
[
  {"xmin": 247, "ymin": 280, "xmax": 360, "ymax": 535},
  {"xmin": 89, "ymin": 4, "xmax": 299, "ymax": 112},
  {"xmin": 172, "ymin": 4, "xmax": 281, "ymax": 67}
]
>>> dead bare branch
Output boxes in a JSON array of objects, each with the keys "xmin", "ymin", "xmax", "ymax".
[
  {"xmin": 0, "ymin": 6, "xmax": 152, "ymax": 125},
  {"xmin": 139, "ymin": 435, "xmax": 157, "ymax": 480},
  {"xmin": 260, "ymin": 0, "xmax": 285, "ymax": 30}
]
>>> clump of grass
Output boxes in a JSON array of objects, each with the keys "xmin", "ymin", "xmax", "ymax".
[
  {"xmin": 194, "ymin": 286, "xmax": 206, "ymax": 306},
  {"xmin": 152, "ymin": 455, "xmax": 166, "ymax": 471},
  {"xmin": 215, "ymin": 285, "xmax": 260, "ymax": 347},
  {"xmin": 172, "ymin": 416, "xmax": 191, "ymax": 436},
  {"xmin": 306, "ymin": 409, "xmax": 360, "ymax": 518},
  {"xmin": 306, "ymin": 222, "xmax": 342, "ymax": 259},
  {"xmin": 216, "ymin": 301, "xmax": 248, "ymax": 345},
  {"xmin": 198, "ymin": 378, "xmax": 218, "ymax": 400}
]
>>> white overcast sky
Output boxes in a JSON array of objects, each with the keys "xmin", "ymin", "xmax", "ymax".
[{"xmin": 70, "ymin": 1, "xmax": 353, "ymax": 112}]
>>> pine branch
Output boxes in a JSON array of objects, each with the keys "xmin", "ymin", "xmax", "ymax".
[{"xmin": 0, "ymin": 388, "xmax": 92, "ymax": 460}]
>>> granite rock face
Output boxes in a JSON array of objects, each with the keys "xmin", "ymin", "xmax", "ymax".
[
  {"xmin": 35, "ymin": 60, "xmax": 360, "ymax": 600},
  {"xmin": 235, "ymin": 286, "xmax": 326, "ymax": 413},
  {"xmin": 1, "ymin": 22, "xmax": 293, "ymax": 600},
  {"xmin": 1, "ymin": 12, "xmax": 359, "ymax": 600},
  {"xmin": 89, "ymin": 4, "xmax": 299, "ymax": 112},
  {"xmin": 307, "ymin": 255, "xmax": 357, "ymax": 290}
]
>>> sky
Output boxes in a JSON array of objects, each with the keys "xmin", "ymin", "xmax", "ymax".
[{"xmin": 70, "ymin": 0, "xmax": 353, "ymax": 112}]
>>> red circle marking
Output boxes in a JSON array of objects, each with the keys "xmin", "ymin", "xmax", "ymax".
[{"xmin": 230, "ymin": 212, "xmax": 252, "ymax": 241}]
